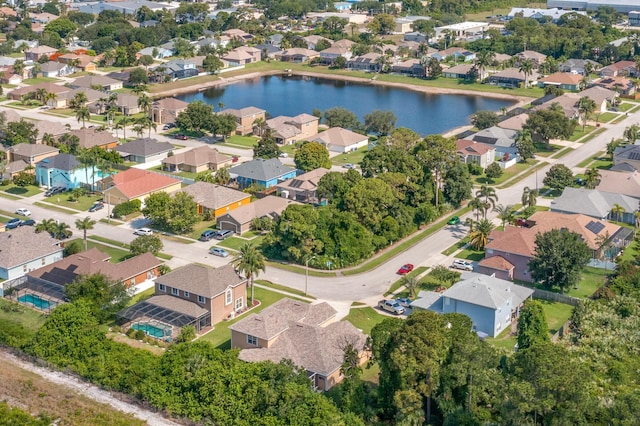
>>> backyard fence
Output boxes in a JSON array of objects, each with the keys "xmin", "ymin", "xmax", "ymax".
[
  {"xmin": 551, "ymin": 319, "xmax": 573, "ymax": 343},
  {"xmin": 532, "ymin": 288, "xmax": 580, "ymax": 306}
]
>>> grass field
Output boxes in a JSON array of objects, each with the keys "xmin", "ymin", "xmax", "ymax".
[
  {"xmin": 88, "ymin": 236, "xmax": 172, "ymax": 260},
  {"xmin": 331, "ymin": 146, "xmax": 369, "ymax": 166},
  {"xmin": 22, "ymin": 76, "xmax": 60, "ymax": 84},
  {"xmin": 577, "ymin": 151, "xmax": 608, "ymax": 168},
  {"xmin": 539, "ymin": 300, "xmax": 573, "ymax": 335},
  {"xmin": 597, "ymin": 112, "xmax": 618, "ymax": 122},
  {"xmin": 473, "ymin": 160, "xmax": 535, "ymax": 186},
  {"xmin": 218, "ymin": 235, "xmax": 265, "ymax": 251},
  {"xmin": 568, "ymin": 125, "xmax": 596, "ymax": 142},
  {"xmin": 0, "ymin": 183, "xmax": 42, "ymax": 197},
  {"xmin": 0, "ymin": 298, "xmax": 47, "ymax": 336},
  {"xmin": 343, "ymin": 307, "xmax": 387, "ymax": 335},
  {"xmin": 455, "ymin": 246, "xmax": 485, "ymax": 261},
  {"xmin": 224, "ymin": 135, "xmax": 258, "ymax": 148},
  {"xmin": 384, "ymin": 266, "xmax": 429, "ymax": 296}
]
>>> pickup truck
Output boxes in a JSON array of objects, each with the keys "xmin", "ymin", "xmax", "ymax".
[{"xmin": 378, "ymin": 299, "xmax": 405, "ymax": 315}]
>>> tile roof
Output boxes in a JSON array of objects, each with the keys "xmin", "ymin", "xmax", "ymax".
[
  {"xmin": 162, "ymin": 146, "xmax": 232, "ymax": 168},
  {"xmin": 230, "ymin": 298, "xmax": 337, "ymax": 340},
  {"xmin": 156, "ymin": 264, "xmax": 246, "ymax": 298},
  {"xmin": 539, "ymin": 72, "xmax": 583, "ymax": 86},
  {"xmin": 9, "ymin": 82, "xmax": 69, "ymax": 97},
  {"xmin": 0, "ymin": 227, "xmax": 63, "ymax": 269},
  {"xmin": 229, "ymin": 158, "xmax": 296, "ymax": 182},
  {"xmin": 105, "ymin": 168, "xmax": 181, "ymax": 199},
  {"xmin": 114, "ymin": 138, "xmax": 173, "ymax": 157},
  {"xmin": 36, "ymin": 153, "xmax": 79, "ymax": 171},
  {"xmin": 178, "ymin": 181, "xmax": 249, "ymax": 210},
  {"xmin": 443, "ymin": 274, "xmax": 533, "ymax": 309},
  {"xmin": 306, "ymin": 127, "xmax": 368, "ymax": 147},
  {"xmin": 219, "ymin": 195, "xmax": 299, "ymax": 225},
  {"xmin": 497, "ymin": 113, "xmax": 529, "ymax": 131}
]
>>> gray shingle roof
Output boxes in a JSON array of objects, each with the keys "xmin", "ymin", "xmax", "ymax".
[
  {"xmin": 218, "ymin": 195, "xmax": 299, "ymax": 225},
  {"xmin": 114, "ymin": 138, "xmax": 173, "ymax": 157},
  {"xmin": 442, "ymin": 274, "xmax": 533, "ymax": 309},
  {"xmin": 37, "ymin": 153, "xmax": 79, "ymax": 171},
  {"xmin": 9, "ymin": 143, "xmax": 59, "ymax": 157},
  {"xmin": 156, "ymin": 263, "xmax": 246, "ymax": 298},
  {"xmin": 550, "ymin": 187, "xmax": 638, "ymax": 219},
  {"xmin": 0, "ymin": 227, "xmax": 63, "ymax": 269},
  {"xmin": 229, "ymin": 158, "xmax": 296, "ymax": 182},
  {"xmin": 179, "ymin": 181, "xmax": 248, "ymax": 210}
]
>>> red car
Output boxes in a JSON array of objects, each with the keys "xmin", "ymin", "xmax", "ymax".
[
  {"xmin": 174, "ymin": 134, "xmax": 189, "ymax": 140},
  {"xmin": 397, "ymin": 264, "xmax": 414, "ymax": 275}
]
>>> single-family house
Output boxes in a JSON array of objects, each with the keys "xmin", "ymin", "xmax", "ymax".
[
  {"xmin": 29, "ymin": 12, "xmax": 57, "ymax": 24},
  {"xmin": 538, "ymin": 72, "xmax": 584, "ymax": 91},
  {"xmin": 8, "ymin": 82, "xmax": 69, "ymax": 101},
  {"xmin": 559, "ymin": 58, "xmax": 600, "ymax": 75},
  {"xmin": 217, "ymin": 195, "xmax": 299, "ymax": 234},
  {"xmin": 57, "ymin": 53, "xmax": 97, "ymax": 72},
  {"xmin": 497, "ymin": 113, "xmax": 529, "ymax": 131},
  {"xmin": 600, "ymin": 61, "xmax": 637, "ymax": 78},
  {"xmin": 431, "ymin": 47, "xmax": 476, "ymax": 62},
  {"xmin": 253, "ymin": 44, "xmax": 282, "ymax": 60},
  {"xmin": 1, "ymin": 160, "xmax": 30, "ymax": 181},
  {"xmin": 24, "ymin": 45, "xmax": 57, "ymax": 61},
  {"xmin": 304, "ymin": 127, "xmax": 369, "ymax": 153},
  {"xmin": 0, "ymin": 68, "xmax": 23, "ymax": 85},
  {"xmin": 99, "ymin": 168, "xmax": 182, "ymax": 205},
  {"xmin": 54, "ymin": 88, "xmax": 104, "ymax": 110},
  {"xmin": 442, "ymin": 63, "xmax": 483, "ymax": 80},
  {"xmin": 39, "ymin": 61, "xmax": 71, "ymax": 78},
  {"xmin": 8, "ymin": 143, "xmax": 59, "ymax": 167},
  {"xmin": 391, "ymin": 59, "xmax": 425, "ymax": 76},
  {"xmin": 614, "ymin": 144, "xmax": 640, "ymax": 172},
  {"xmin": 595, "ymin": 76, "xmax": 637, "ymax": 97},
  {"xmin": 0, "ymin": 226, "xmax": 64, "ymax": 281},
  {"xmin": 151, "ymin": 97, "xmax": 189, "ymax": 124},
  {"xmin": 487, "ymin": 68, "xmax": 539, "ymax": 88},
  {"xmin": 264, "ymin": 114, "xmax": 320, "ymax": 145},
  {"xmin": 161, "ymin": 146, "xmax": 233, "ymax": 173},
  {"xmin": 178, "ymin": 181, "xmax": 251, "ymax": 217},
  {"xmin": 67, "ymin": 128, "xmax": 119, "ymax": 150},
  {"xmin": 403, "ymin": 31, "xmax": 428, "ymax": 43},
  {"xmin": 35, "ymin": 153, "xmax": 97, "ymax": 190},
  {"xmin": 347, "ymin": 52, "xmax": 383, "ymax": 72},
  {"xmin": 319, "ymin": 45, "xmax": 353, "ymax": 64},
  {"xmin": 220, "ymin": 106, "xmax": 266, "ymax": 135},
  {"xmin": 578, "ymin": 86, "xmax": 617, "ymax": 113},
  {"xmin": 275, "ymin": 167, "xmax": 331, "ymax": 205},
  {"xmin": 69, "ymin": 75, "xmax": 122, "ymax": 91},
  {"xmin": 277, "ymin": 48, "xmax": 320, "ymax": 63},
  {"xmin": 411, "ymin": 274, "xmax": 534, "ymax": 337},
  {"xmin": 0, "ymin": 6, "xmax": 17, "ymax": 17},
  {"xmin": 118, "ymin": 263, "xmax": 248, "ymax": 338},
  {"xmin": 482, "ymin": 211, "xmax": 625, "ymax": 282},
  {"xmin": 230, "ymin": 298, "xmax": 367, "ymax": 391},
  {"xmin": 534, "ymin": 93, "xmax": 582, "ymax": 122},
  {"xmin": 550, "ymin": 187, "xmax": 638, "ymax": 225},
  {"xmin": 229, "ymin": 158, "xmax": 297, "ymax": 189},
  {"xmin": 157, "ymin": 59, "xmax": 198, "ymax": 80},
  {"xmin": 223, "ymin": 29, "xmax": 253, "ymax": 43},
  {"xmin": 596, "ymin": 169, "xmax": 640, "ymax": 197},
  {"xmin": 456, "ymin": 139, "xmax": 496, "ymax": 169},
  {"xmin": 470, "ymin": 126, "xmax": 519, "ymax": 161},
  {"xmin": 516, "ymin": 50, "xmax": 547, "ymax": 67},
  {"xmin": 138, "ymin": 46, "xmax": 172, "ymax": 59},
  {"xmin": 114, "ymin": 138, "xmax": 174, "ymax": 163},
  {"xmin": 302, "ymin": 35, "xmax": 332, "ymax": 50},
  {"xmin": 222, "ymin": 49, "xmax": 257, "ymax": 67}
]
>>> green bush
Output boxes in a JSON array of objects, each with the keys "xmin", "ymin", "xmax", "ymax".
[
  {"xmin": 64, "ymin": 240, "xmax": 83, "ymax": 257},
  {"xmin": 134, "ymin": 329, "xmax": 146, "ymax": 340},
  {"xmin": 112, "ymin": 199, "xmax": 141, "ymax": 218},
  {"xmin": 126, "ymin": 327, "xmax": 136, "ymax": 338}
]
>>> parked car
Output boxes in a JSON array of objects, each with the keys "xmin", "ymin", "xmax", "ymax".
[
  {"xmin": 88, "ymin": 202, "xmax": 104, "ymax": 212},
  {"xmin": 215, "ymin": 230, "xmax": 234, "ymax": 240},
  {"xmin": 5, "ymin": 218, "xmax": 22, "ymax": 229},
  {"xmin": 447, "ymin": 216, "xmax": 460, "ymax": 225},
  {"xmin": 378, "ymin": 299, "xmax": 405, "ymax": 315},
  {"xmin": 209, "ymin": 247, "xmax": 229, "ymax": 257},
  {"xmin": 397, "ymin": 264, "xmax": 414, "ymax": 275},
  {"xmin": 20, "ymin": 219, "xmax": 35, "ymax": 226},
  {"xmin": 451, "ymin": 259, "xmax": 474, "ymax": 271},
  {"xmin": 279, "ymin": 152, "xmax": 288, "ymax": 158},
  {"xmin": 200, "ymin": 230, "xmax": 217, "ymax": 241},
  {"xmin": 45, "ymin": 186, "xmax": 65, "ymax": 197},
  {"xmin": 342, "ymin": 163, "xmax": 356, "ymax": 169},
  {"xmin": 395, "ymin": 297, "xmax": 412, "ymax": 308},
  {"xmin": 134, "ymin": 227, "xmax": 154, "ymax": 236},
  {"xmin": 15, "ymin": 208, "xmax": 31, "ymax": 216},
  {"xmin": 163, "ymin": 123, "xmax": 176, "ymax": 130},
  {"xmin": 232, "ymin": 156, "xmax": 239, "ymax": 163},
  {"xmin": 174, "ymin": 134, "xmax": 189, "ymax": 140},
  {"xmin": 515, "ymin": 218, "xmax": 529, "ymax": 227}
]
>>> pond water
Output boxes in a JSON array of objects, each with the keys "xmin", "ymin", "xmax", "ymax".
[{"xmin": 175, "ymin": 75, "xmax": 517, "ymax": 135}]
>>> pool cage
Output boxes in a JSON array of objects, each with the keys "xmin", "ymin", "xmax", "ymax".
[
  {"xmin": 5, "ymin": 277, "xmax": 66, "ymax": 314},
  {"xmin": 131, "ymin": 320, "xmax": 173, "ymax": 340}
]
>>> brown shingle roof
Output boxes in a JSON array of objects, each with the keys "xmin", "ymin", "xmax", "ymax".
[
  {"xmin": 153, "ymin": 97, "xmax": 189, "ymax": 110},
  {"xmin": 539, "ymin": 72, "xmax": 583, "ymax": 86},
  {"xmin": 478, "ymin": 255, "xmax": 515, "ymax": 271},
  {"xmin": 144, "ymin": 294, "xmax": 209, "ymax": 318},
  {"xmin": 306, "ymin": 127, "xmax": 367, "ymax": 147},
  {"xmin": 275, "ymin": 168, "xmax": 330, "ymax": 192},
  {"xmin": 0, "ymin": 227, "xmax": 63, "ymax": 269},
  {"xmin": 162, "ymin": 146, "xmax": 231, "ymax": 168},
  {"xmin": 156, "ymin": 264, "xmax": 246, "ymax": 298},
  {"xmin": 178, "ymin": 181, "xmax": 249, "ymax": 211},
  {"xmin": 9, "ymin": 143, "xmax": 59, "ymax": 157},
  {"xmin": 67, "ymin": 128, "xmax": 117, "ymax": 149},
  {"xmin": 218, "ymin": 195, "xmax": 299, "ymax": 226}
]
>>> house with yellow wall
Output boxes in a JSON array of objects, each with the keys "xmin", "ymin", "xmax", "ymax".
[{"xmin": 178, "ymin": 181, "xmax": 251, "ymax": 217}]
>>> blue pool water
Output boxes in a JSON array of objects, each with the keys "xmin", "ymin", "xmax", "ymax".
[
  {"xmin": 133, "ymin": 322, "xmax": 171, "ymax": 339},
  {"xmin": 18, "ymin": 293, "xmax": 56, "ymax": 310}
]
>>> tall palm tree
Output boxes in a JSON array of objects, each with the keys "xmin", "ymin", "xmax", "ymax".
[
  {"xmin": 469, "ymin": 218, "xmax": 494, "ymax": 250},
  {"xmin": 521, "ymin": 186, "xmax": 538, "ymax": 209},
  {"xmin": 634, "ymin": 210, "xmax": 640, "ymax": 232},
  {"xmin": 44, "ymin": 91, "xmax": 57, "ymax": 108},
  {"xmin": 475, "ymin": 50, "xmax": 495, "ymax": 82},
  {"xmin": 468, "ymin": 197, "xmax": 484, "ymax": 222},
  {"xmin": 35, "ymin": 88, "xmax": 47, "ymax": 102},
  {"xmin": 584, "ymin": 167, "xmax": 601, "ymax": 189},
  {"xmin": 51, "ymin": 222, "xmax": 72, "ymax": 240},
  {"xmin": 136, "ymin": 115, "xmax": 156, "ymax": 137},
  {"xmin": 41, "ymin": 132, "xmax": 56, "ymax": 146},
  {"xmin": 475, "ymin": 185, "xmax": 498, "ymax": 218},
  {"xmin": 232, "ymin": 241, "xmax": 266, "ymax": 307},
  {"xmin": 76, "ymin": 148, "xmax": 95, "ymax": 189},
  {"xmin": 35, "ymin": 218, "xmax": 56, "ymax": 234},
  {"xmin": 611, "ymin": 203, "xmax": 626, "ymax": 223},
  {"xmin": 578, "ymin": 96, "xmax": 596, "ymax": 131},
  {"xmin": 137, "ymin": 93, "xmax": 151, "ymax": 115},
  {"xmin": 493, "ymin": 204, "xmax": 515, "ymax": 230},
  {"xmin": 519, "ymin": 58, "xmax": 534, "ymax": 88},
  {"xmin": 75, "ymin": 216, "xmax": 96, "ymax": 251},
  {"xmin": 76, "ymin": 106, "xmax": 90, "ymax": 128}
]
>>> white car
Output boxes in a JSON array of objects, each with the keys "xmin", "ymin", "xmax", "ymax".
[
  {"xmin": 342, "ymin": 163, "xmax": 356, "ymax": 169},
  {"xmin": 15, "ymin": 208, "xmax": 31, "ymax": 216},
  {"xmin": 134, "ymin": 227, "xmax": 154, "ymax": 236},
  {"xmin": 451, "ymin": 259, "xmax": 474, "ymax": 271},
  {"xmin": 279, "ymin": 152, "xmax": 288, "ymax": 158}
]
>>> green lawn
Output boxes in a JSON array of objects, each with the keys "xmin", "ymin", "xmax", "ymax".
[
  {"xmin": 0, "ymin": 298, "xmax": 47, "ymax": 333},
  {"xmin": 330, "ymin": 146, "xmax": 370, "ymax": 167},
  {"xmin": 539, "ymin": 300, "xmax": 573, "ymax": 335},
  {"xmin": 455, "ymin": 247, "xmax": 485, "ymax": 262},
  {"xmin": 255, "ymin": 279, "xmax": 315, "ymax": 299},
  {"xmin": 550, "ymin": 147, "xmax": 573, "ymax": 159},
  {"xmin": 0, "ymin": 192, "xmax": 20, "ymax": 201},
  {"xmin": 198, "ymin": 287, "xmax": 304, "ymax": 349},
  {"xmin": 487, "ymin": 327, "xmax": 518, "ymax": 352},
  {"xmin": 612, "ymin": 115, "xmax": 628, "ymax": 124},
  {"xmin": 88, "ymin": 236, "xmax": 173, "ymax": 260},
  {"xmin": 577, "ymin": 151, "xmax": 608, "ymax": 168},
  {"xmin": 442, "ymin": 237, "xmax": 469, "ymax": 256},
  {"xmin": 343, "ymin": 307, "xmax": 387, "ymax": 335},
  {"xmin": 568, "ymin": 125, "xmax": 595, "ymax": 142},
  {"xmin": 187, "ymin": 220, "xmax": 218, "ymax": 240},
  {"xmin": 127, "ymin": 287, "xmax": 155, "ymax": 306},
  {"xmin": 68, "ymin": 238, "xmax": 131, "ymax": 263},
  {"xmin": 597, "ymin": 112, "xmax": 618, "ymax": 122},
  {"xmin": 617, "ymin": 103, "xmax": 635, "ymax": 112},
  {"xmin": 41, "ymin": 193, "xmax": 103, "ymax": 212},
  {"xmin": 384, "ymin": 266, "xmax": 429, "ymax": 296},
  {"xmin": 218, "ymin": 235, "xmax": 265, "ymax": 251},
  {"xmin": 533, "ymin": 143, "xmax": 563, "ymax": 157},
  {"xmin": 22, "ymin": 77, "xmax": 60, "ymax": 84},
  {"xmin": 223, "ymin": 135, "xmax": 258, "ymax": 148},
  {"xmin": 0, "ymin": 183, "xmax": 42, "ymax": 197},
  {"xmin": 0, "ymin": 209, "xmax": 22, "ymax": 219},
  {"xmin": 473, "ymin": 160, "xmax": 536, "ymax": 186},
  {"xmin": 150, "ymin": 165, "xmax": 198, "ymax": 180}
]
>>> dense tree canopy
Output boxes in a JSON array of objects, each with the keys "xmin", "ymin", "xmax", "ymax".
[{"xmin": 294, "ymin": 141, "xmax": 331, "ymax": 171}]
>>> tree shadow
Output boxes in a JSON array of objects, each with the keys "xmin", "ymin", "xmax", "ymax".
[{"xmin": 5, "ymin": 187, "xmax": 28, "ymax": 195}]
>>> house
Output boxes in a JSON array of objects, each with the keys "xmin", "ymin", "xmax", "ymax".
[
  {"xmin": 229, "ymin": 298, "xmax": 367, "ymax": 391},
  {"xmin": 304, "ymin": 127, "xmax": 369, "ymax": 153},
  {"xmin": 507, "ymin": 7, "xmax": 588, "ymax": 22},
  {"xmin": 482, "ymin": 211, "xmax": 624, "ymax": 282},
  {"xmin": 538, "ymin": 72, "xmax": 584, "ymax": 91},
  {"xmin": 547, "ymin": 0, "xmax": 640, "ymax": 13},
  {"xmin": 0, "ymin": 227, "xmax": 64, "ymax": 281},
  {"xmin": 39, "ymin": 61, "xmax": 71, "ymax": 78},
  {"xmin": 442, "ymin": 63, "xmax": 482, "ymax": 80},
  {"xmin": 487, "ymin": 68, "xmax": 539, "ymax": 88},
  {"xmin": 497, "ymin": 113, "xmax": 529, "ymax": 131},
  {"xmin": 35, "ymin": 153, "xmax": 97, "ymax": 190},
  {"xmin": 456, "ymin": 139, "xmax": 496, "ymax": 169},
  {"xmin": 302, "ymin": 35, "xmax": 332, "ymax": 50},
  {"xmin": 319, "ymin": 45, "xmax": 353, "ymax": 64},
  {"xmin": 178, "ymin": 181, "xmax": 251, "ymax": 217},
  {"xmin": 118, "ymin": 263, "xmax": 248, "ymax": 337},
  {"xmin": 53, "ymin": 88, "xmax": 104, "ymax": 110},
  {"xmin": 600, "ymin": 60, "xmax": 636, "ymax": 78},
  {"xmin": 391, "ymin": 59, "xmax": 424, "ymax": 76},
  {"xmin": 516, "ymin": 50, "xmax": 547, "ymax": 67},
  {"xmin": 410, "ymin": 274, "xmax": 534, "ymax": 337},
  {"xmin": 596, "ymin": 169, "xmax": 640, "ymax": 198},
  {"xmin": 162, "ymin": 146, "xmax": 233, "ymax": 173},
  {"xmin": 229, "ymin": 158, "xmax": 297, "ymax": 189},
  {"xmin": 0, "ymin": 6, "xmax": 17, "ymax": 17},
  {"xmin": 150, "ymin": 97, "xmax": 189, "ymax": 124},
  {"xmin": 217, "ymin": 195, "xmax": 299, "ymax": 234},
  {"xmin": 24, "ymin": 45, "xmax": 57, "ymax": 61},
  {"xmin": 222, "ymin": 47, "xmax": 261, "ymax": 66},
  {"xmin": 253, "ymin": 44, "xmax": 282, "ymax": 60},
  {"xmin": 8, "ymin": 82, "xmax": 69, "ymax": 101},
  {"xmin": 1, "ymin": 160, "xmax": 30, "ymax": 181},
  {"xmin": 114, "ymin": 93, "xmax": 142, "ymax": 115},
  {"xmin": 534, "ymin": 93, "xmax": 582, "ymax": 121},
  {"xmin": 194, "ymin": 37, "xmax": 230, "ymax": 53},
  {"xmin": 614, "ymin": 144, "xmax": 640, "ymax": 172},
  {"xmin": 156, "ymin": 59, "xmax": 198, "ymax": 80},
  {"xmin": 138, "ymin": 46, "xmax": 172, "ymax": 59},
  {"xmin": 559, "ymin": 58, "xmax": 600, "ymax": 75},
  {"xmin": 222, "ymin": 29, "xmax": 253, "ymax": 43},
  {"xmin": 347, "ymin": 53, "xmax": 383, "ymax": 72},
  {"xmin": 8, "ymin": 143, "xmax": 59, "ymax": 167},
  {"xmin": 114, "ymin": 138, "xmax": 174, "ymax": 163},
  {"xmin": 594, "ymin": 76, "xmax": 636, "ymax": 97},
  {"xmin": 277, "ymin": 48, "xmax": 320, "ymax": 63},
  {"xmin": 57, "ymin": 53, "xmax": 97, "ymax": 72},
  {"xmin": 69, "ymin": 75, "xmax": 122, "ymax": 91},
  {"xmin": 264, "ymin": 114, "xmax": 320, "ymax": 145},
  {"xmin": 100, "ymin": 168, "xmax": 182, "ymax": 205},
  {"xmin": 550, "ymin": 187, "xmax": 638, "ymax": 225},
  {"xmin": 29, "ymin": 11, "xmax": 57, "ymax": 23},
  {"xmin": 434, "ymin": 21, "xmax": 488, "ymax": 39},
  {"xmin": 67, "ymin": 128, "xmax": 118, "ymax": 150},
  {"xmin": 220, "ymin": 106, "xmax": 266, "ymax": 135},
  {"xmin": 431, "ymin": 47, "xmax": 476, "ymax": 62},
  {"xmin": 470, "ymin": 126, "xmax": 519, "ymax": 160},
  {"xmin": 578, "ymin": 86, "xmax": 617, "ymax": 113},
  {"xmin": 275, "ymin": 167, "xmax": 331, "ymax": 205}
]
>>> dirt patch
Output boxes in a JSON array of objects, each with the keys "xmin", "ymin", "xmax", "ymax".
[{"xmin": 107, "ymin": 332, "xmax": 166, "ymax": 355}]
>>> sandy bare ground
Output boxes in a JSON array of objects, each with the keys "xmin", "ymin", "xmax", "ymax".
[{"xmin": 0, "ymin": 349, "xmax": 182, "ymax": 426}]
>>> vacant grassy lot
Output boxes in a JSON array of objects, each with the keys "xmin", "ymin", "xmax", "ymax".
[
  {"xmin": 41, "ymin": 193, "xmax": 103, "ymax": 212},
  {"xmin": 0, "ymin": 183, "xmax": 42, "ymax": 197},
  {"xmin": 344, "ymin": 307, "xmax": 387, "ymax": 335}
]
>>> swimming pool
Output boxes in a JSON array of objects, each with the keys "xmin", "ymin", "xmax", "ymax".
[
  {"xmin": 18, "ymin": 293, "xmax": 56, "ymax": 310},
  {"xmin": 133, "ymin": 322, "xmax": 172, "ymax": 339}
]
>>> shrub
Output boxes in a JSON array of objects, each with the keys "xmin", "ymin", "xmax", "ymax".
[
  {"xmin": 112, "ymin": 199, "xmax": 141, "ymax": 218},
  {"xmin": 467, "ymin": 163, "xmax": 483, "ymax": 176},
  {"xmin": 126, "ymin": 327, "xmax": 136, "ymax": 338},
  {"xmin": 134, "ymin": 329, "xmax": 146, "ymax": 340},
  {"xmin": 64, "ymin": 240, "xmax": 82, "ymax": 256}
]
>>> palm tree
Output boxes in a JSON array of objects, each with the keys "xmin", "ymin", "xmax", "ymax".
[
  {"xmin": 519, "ymin": 58, "xmax": 534, "ymax": 88},
  {"xmin": 468, "ymin": 218, "xmax": 495, "ymax": 250},
  {"xmin": 76, "ymin": 148, "xmax": 95, "ymax": 190},
  {"xmin": 75, "ymin": 106, "xmax": 90, "ymax": 128},
  {"xmin": 44, "ymin": 91, "xmax": 57, "ymax": 108},
  {"xmin": 634, "ymin": 210, "xmax": 640, "ymax": 233},
  {"xmin": 75, "ymin": 216, "xmax": 96, "ymax": 251},
  {"xmin": 475, "ymin": 185, "xmax": 498, "ymax": 218},
  {"xmin": 69, "ymin": 58, "xmax": 81, "ymax": 73},
  {"xmin": 595, "ymin": 231, "xmax": 612, "ymax": 260},
  {"xmin": 35, "ymin": 88, "xmax": 47, "ymax": 102},
  {"xmin": 521, "ymin": 186, "xmax": 538, "ymax": 209},
  {"xmin": 116, "ymin": 115, "xmax": 129, "ymax": 141},
  {"xmin": 214, "ymin": 167, "xmax": 230, "ymax": 185},
  {"xmin": 468, "ymin": 197, "xmax": 484, "ymax": 222},
  {"xmin": 41, "ymin": 132, "xmax": 56, "ymax": 147},
  {"xmin": 137, "ymin": 93, "xmax": 151, "ymax": 115},
  {"xmin": 51, "ymin": 222, "xmax": 72, "ymax": 240},
  {"xmin": 131, "ymin": 84, "xmax": 148, "ymax": 95},
  {"xmin": 584, "ymin": 167, "xmax": 601, "ymax": 189},
  {"xmin": 578, "ymin": 96, "xmax": 596, "ymax": 131},
  {"xmin": 35, "ymin": 218, "xmax": 56, "ymax": 234},
  {"xmin": 611, "ymin": 203, "xmax": 626, "ymax": 223},
  {"xmin": 475, "ymin": 50, "xmax": 495, "ymax": 81},
  {"xmin": 232, "ymin": 241, "xmax": 266, "ymax": 307},
  {"xmin": 493, "ymin": 204, "xmax": 515, "ymax": 230},
  {"xmin": 136, "ymin": 115, "xmax": 156, "ymax": 137}
]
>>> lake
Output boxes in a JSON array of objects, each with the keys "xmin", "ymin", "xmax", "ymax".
[{"xmin": 175, "ymin": 75, "xmax": 516, "ymax": 135}]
